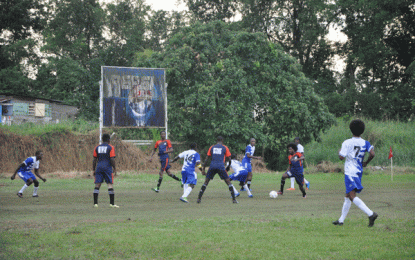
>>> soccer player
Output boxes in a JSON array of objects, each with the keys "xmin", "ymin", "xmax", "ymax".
[
  {"xmin": 171, "ymin": 142, "xmax": 203, "ymax": 203},
  {"xmin": 92, "ymin": 133, "xmax": 118, "ymax": 208},
  {"xmin": 287, "ymin": 137, "xmax": 310, "ymax": 191},
  {"xmin": 197, "ymin": 136, "xmax": 238, "ymax": 204},
  {"xmin": 333, "ymin": 119, "xmax": 378, "ymax": 227},
  {"xmin": 149, "ymin": 130, "xmax": 181, "ymax": 192},
  {"xmin": 241, "ymin": 138, "xmax": 262, "ymax": 191},
  {"xmin": 226, "ymin": 154, "xmax": 253, "ymax": 198},
  {"xmin": 277, "ymin": 143, "xmax": 307, "ymax": 198},
  {"xmin": 11, "ymin": 150, "xmax": 46, "ymax": 198}
]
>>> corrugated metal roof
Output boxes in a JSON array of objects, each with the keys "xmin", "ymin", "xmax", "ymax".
[{"xmin": 0, "ymin": 98, "xmax": 11, "ymax": 103}]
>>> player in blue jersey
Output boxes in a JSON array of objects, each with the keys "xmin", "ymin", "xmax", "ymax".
[
  {"xmin": 277, "ymin": 143, "xmax": 307, "ymax": 198},
  {"xmin": 226, "ymin": 154, "xmax": 253, "ymax": 198},
  {"xmin": 197, "ymin": 136, "xmax": 238, "ymax": 204},
  {"xmin": 241, "ymin": 138, "xmax": 262, "ymax": 192},
  {"xmin": 171, "ymin": 142, "xmax": 203, "ymax": 203},
  {"xmin": 287, "ymin": 137, "xmax": 310, "ymax": 191},
  {"xmin": 11, "ymin": 150, "xmax": 46, "ymax": 198},
  {"xmin": 333, "ymin": 119, "xmax": 378, "ymax": 227},
  {"xmin": 149, "ymin": 130, "xmax": 181, "ymax": 192},
  {"xmin": 92, "ymin": 133, "xmax": 118, "ymax": 208}
]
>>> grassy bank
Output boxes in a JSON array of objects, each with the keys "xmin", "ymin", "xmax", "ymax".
[{"xmin": 305, "ymin": 118, "xmax": 415, "ymax": 167}]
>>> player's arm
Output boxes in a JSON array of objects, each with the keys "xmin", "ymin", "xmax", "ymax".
[
  {"xmin": 149, "ymin": 148, "xmax": 157, "ymax": 162},
  {"xmin": 363, "ymin": 148, "xmax": 375, "ymax": 167},
  {"xmin": 92, "ymin": 157, "xmax": 98, "ymax": 176},
  {"xmin": 34, "ymin": 168, "xmax": 46, "ymax": 182},
  {"xmin": 11, "ymin": 163, "xmax": 25, "ymax": 180},
  {"xmin": 110, "ymin": 157, "xmax": 117, "ymax": 176},
  {"xmin": 202, "ymin": 156, "xmax": 211, "ymax": 175},
  {"xmin": 196, "ymin": 161, "xmax": 203, "ymax": 172},
  {"xmin": 246, "ymin": 153, "xmax": 262, "ymax": 160},
  {"xmin": 225, "ymin": 160, "xmax": 231, "ymax": 172},
  {"xmin": 171, "ymin": 155, "xmax": 180, "ymax": 163}
]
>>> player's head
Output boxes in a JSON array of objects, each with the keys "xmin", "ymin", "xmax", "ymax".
[
  {"xmin": 287, "ymin": 143, "xmax": 297, "ymax": 154},
  {"xmin": 349, "ymin": 119, "xmax": 365, "ymax": 136},
  {"xmin": 250, "ymin": 138, "xmax": 256, "ymax": 146},
  {"xmin": 231, "ymin": 154, "xmax": 237, "ymax": 159},
  {"xmin": 190, "ymin": 142, "xmax": 197, "ymax": 150},
  {"xmin": 35, "ymin": 150, "xmax": 43, "ymax": 160},
  {"xmin": 102, "ymin": 133, "xmax": 111, "ymax": 143},
  {"xmin": 216, "ymin": 136, "xmax": 223, "ymax": 143},
  {"xmin": 160, "ymin": 130, "xmax": 166, "ymax": 139},
  {"xmin": 294, "ymin": 137, "xmax": 300, "ymax": 145}
]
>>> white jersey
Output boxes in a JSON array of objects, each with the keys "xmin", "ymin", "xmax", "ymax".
[
  {"xmin": 178, "ymin": 149, "xmax": 201, "ymax": 172},
  {"xmin": 339, "ymin": 137, "xmax": 373, "ymax": 178},
  {"xmin": 297, "ymin": 143, "xmax": 304, "ymax": 154},
  {"xmin": 227, "ymin": 159, "xmax": 246, "ymax": 174}
]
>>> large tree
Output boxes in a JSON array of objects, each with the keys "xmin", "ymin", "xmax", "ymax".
[{"xmin": 137, "ymin": 21, "xmax": 334, "ymax": 169}]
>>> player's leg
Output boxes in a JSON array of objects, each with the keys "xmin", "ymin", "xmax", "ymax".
[
  {"xmin": 333, "ymin": 195, "xmax": 352, "ymax": 226},
  {"xmin": 166, "ymin": 168, "xmax": 181, "ymax": 182},
  {"xmin": 295, "ymin": 176, "xmax": 306, "ymax": 198},
  {"xmin": 197, "ymin": 176, "xmax": 211, "ymax": 203},
  {"xmin": 303, "ymin": 177, "xmax": 310, "ymax": 190},
  {"xmin": 228, "ymin": 174, "xmax": 240, "ymax": 197},
  {"xmin": 93, "ymin": 182, "xmax": 102, "ymax": 207},
  {"xmin": 105, "ymin": 172, "xmax": 118, "ymax": 208},
  {"xmin": 348, "ymin": 184, "xmax": 377, "ymax": 227},
  {"xmin": 287, "ymin": 177, "xmax": 295, "ymax": 190},
  {"xmin": 239, "ymin": 171, "xmax": 251, "ymax": 197},
  {"xmin": 17, "ymin": 172, "xmax": 33, "ymax": 197},
  {"xmin": 224, "ymin": 177, "xmax": 238, "ymax": 203},
  {"xmin": 153, "ymin": 167, "xmax": 164, "ymax": 192},
  {"xmin": 32, "ymin": 179, "xmax": 40, "ymax": 197},
  {"xmin": 277, "ymin": 172, "xmax": 290, "ymax": 195}
]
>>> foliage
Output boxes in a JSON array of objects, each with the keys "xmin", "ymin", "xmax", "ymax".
[{"xmin": 137, "ymin": 21, "xmax": 334, "ymax": 169}]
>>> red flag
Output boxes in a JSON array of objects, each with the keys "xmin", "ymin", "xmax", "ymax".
[{"xmin": 388, "ymin": 146, "xmax": 393, "ymax": 159}]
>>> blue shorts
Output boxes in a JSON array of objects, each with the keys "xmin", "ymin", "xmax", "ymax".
[
  {"xmin": 286, "ymin": 170, "xmax": 304, "ymax": 185},
  {"xmin": 160, "ymin": 158, "xmax": 171, "ymax": 172},
  {"xmin": 229, "ymin": 169, "xmax": 248, "ymax": 182},
  {"xmin": 17, "ymin": 171, "xmax": 36, "ymax": 182},
  {"xmin": 345, "ymin": 175, "xmax": 363, "ymax": 194},
  {"xmin": 181, "ymin": 170, "xmax": 197, "ymax": 185},
  {"xmin": 95, "ymin": 170, "xmax": 114, "ymax": 184},
  {"xmin": 242, "ymin": 161, "xmax": 252, "ymax": 172},
  {"xmin": 206, "ymin": 167, "xmax": 229, "ymax": 180}
]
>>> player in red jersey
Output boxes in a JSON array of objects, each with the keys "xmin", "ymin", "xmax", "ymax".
[
  {"xmin": 277, "ymin": 143, "xmax": 307, "ymax": 198},
  {"xmin": 92, "ymin": 133, "xmax": 118, "ymax": 208},
  {"xmin": 197, "ymin": 136, "xmax": 238, "ymax": 204},
  {"xmin": 149, "ymin": 130, "xmax": 181, "ymax": 192}
]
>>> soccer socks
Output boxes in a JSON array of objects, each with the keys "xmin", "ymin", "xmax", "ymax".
[
  {"xmin": 290, "ymin": 177, "xmax": 295, "ymax": 189},
  {"xmin": 169, "ymin": 174, "xmax": 181, "ymax": 182},
  {"xmin": 299, "ymin": 185, "xmax": 306, "ymax": 197},
  {"xmin": 228, "ymin": 184, "xmax": 236, "ymax": 199},
  {"xmin": 33, "ymin": 186, "xmax": 39, "ymax": 196},
  {"xmin": 108, "ymin": 188, "xmax": 115, "ymax": 205},
  {"xmin": 304, "ymin": 178, "xmax": 310, "ymax": 185},
  {"xmin": 93, "ymin": 187, "xmax": 99, "ymax": 204},
  {"xmin": 247, "ymin": 181, "xmax": 251, "ymax": 190},
  {"xmin": 244, "ymin": 184, "xmax": 252, "ymax": 196},
  {"xmin": 182, "ymin": 186, "xmax": 193, "ymax": 198},
  {"xmin": 232, "ymin": 185, "xmax": 239, "ymax": 195},
  {"xmin": 353, "ymin": 197, "xmax": 373, "ymax": 216},
  {"xmin": 157, "ymin": 177, "xmax": 163, "ymax": 189},
  {"xmin": 280, "ymin": 178, "xmax": 286, "ymax": 191},
  {"xmin": 19, "ymin": 184, "xmax": 29, "ymax": 194},
  {"xmin": 198, "ymin": 184, "xmax": 207, "ymax": 200},
  {"xmin": 339, "ymin": 197, "xmax": 352, "ymax": 223}
]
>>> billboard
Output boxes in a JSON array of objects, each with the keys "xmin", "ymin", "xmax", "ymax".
[{"xmin": 101, "ymin": 66, "xmax": 166, "ymax": 128}]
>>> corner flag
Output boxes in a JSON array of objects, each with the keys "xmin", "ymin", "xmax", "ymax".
[{"xmin": 388, "ymin": 146, "xmax": 393, "ymax": 160}]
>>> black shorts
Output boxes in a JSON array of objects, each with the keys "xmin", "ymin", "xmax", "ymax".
[{"xmin": 206, "ymin": 167, "xmax": 229, "ymax": 180}]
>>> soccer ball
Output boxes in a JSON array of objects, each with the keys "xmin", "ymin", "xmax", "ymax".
[{"xmin": 269, "ymin": 190, "xmax": 278, "ymax": 199}]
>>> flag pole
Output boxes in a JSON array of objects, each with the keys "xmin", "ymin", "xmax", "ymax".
[{"xmin": 391, "ymin": 157, "xmax": 393, "ymax": 181}]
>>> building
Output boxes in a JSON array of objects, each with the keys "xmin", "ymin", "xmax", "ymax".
[{"xmin": 0, "ymin": 94, "xmax": 78, "ymax": 125}]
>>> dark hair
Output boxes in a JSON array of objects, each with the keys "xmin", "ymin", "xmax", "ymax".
[
  {"xmin": 287, "ymin": 143, "xmax": 298, "ymax": 152},
  {"xmin": 190, "ymin": 142, "xmax": 197, "ymax": 149},
  {"xmin": 231, "ymin": 154, "xmax": 237, "ymax": 159},
  {"xmin": 160, "ymin": 130, "xmax": 166, "ymax": 134},
  {"xmin": 217, "ymin": 136, "xmax": 223, "ymax": 142},
  {"xmin": 35, "ymin": 150, "xmax": 43, "ymax": 156},
  {"xmin": 102, "ymin": 133, "xmax": 111, "ymax": 142},
  {"xmin": 349, "ymin": 119, "xmax": 365, "ymax": 136},
  {"xmin": 294, "ymin": 137, "xmax": 300, "ymax": 141}
]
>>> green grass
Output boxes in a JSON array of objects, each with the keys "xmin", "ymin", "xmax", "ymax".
[{"xmin": 1, "ymin": 172, "xmax": 414, "ymax": 259}]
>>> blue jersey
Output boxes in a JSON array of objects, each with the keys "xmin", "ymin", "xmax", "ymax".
[
  {"xmin": 242, "ymin": 144, "xmax": 255, "ymax": 164},
  {"xmin": 207, "ymin": 143, "xmax": 231, "ymax": 169},
  {"xmin": 93, "ymin": 143, "xmax": 116, "ymax": 173},
  {"xmin": 154, "ymin": 139, "xmax": 172, "ymax": 159},
  {"xmin": 339, "ymin": 137, "xmax": 373, "ymax": 178},
  {"xmin": 289, "ymin": 152, "xmax": 304, "ymax": 175},
  {"xmin": 19, "ymin": 156, "xmax": 40, "ymax": 172},
  {"xmin": 178, "ymin": 149, "xmax": 201, "ymax": 172}
]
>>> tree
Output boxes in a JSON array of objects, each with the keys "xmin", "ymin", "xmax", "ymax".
[{"xmin": 138, "ymin": 21, "xmax": 334, "ymax": 169}]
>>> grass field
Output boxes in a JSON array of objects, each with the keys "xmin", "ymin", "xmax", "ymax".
[{"xmin": 1, "ymin": 172, "xmax": 414, "ymax": 259}]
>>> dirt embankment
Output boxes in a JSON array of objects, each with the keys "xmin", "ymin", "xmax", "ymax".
[{"xmin": 0, "ymin": 130, "xmax": 269, "ymax": 175}]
